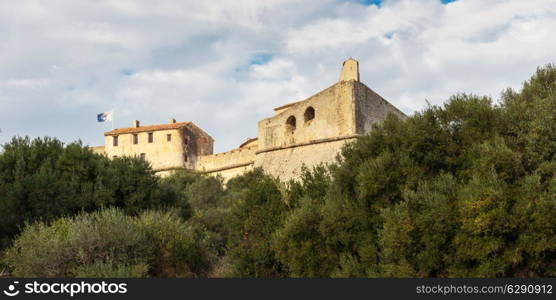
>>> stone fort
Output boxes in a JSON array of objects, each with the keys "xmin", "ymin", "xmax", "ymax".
[{"xmin": 92, "ymin": 58, "xmax": 406, "ymax": 181}]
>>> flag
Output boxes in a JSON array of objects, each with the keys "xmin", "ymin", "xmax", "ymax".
[{"xmin": 97, "ymin": 112, "xmax": 112, "ymax": 122}]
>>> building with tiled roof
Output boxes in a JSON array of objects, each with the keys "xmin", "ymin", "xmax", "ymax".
[
  {"xmin": 104, "ymin": 121, "xmax": 192, "ymax": 136},
  {"xmin": 93, "ymin": 118, "xmax": 213, "ymax": 174}
]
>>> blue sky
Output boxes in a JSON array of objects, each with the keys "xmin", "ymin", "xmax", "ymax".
[
  {"xmin": 358, "ymin": 0, "xmax": 383, "ymax": 6},
  {"xmin": 355, "ymin": 0, "xmax": 456, "ymax": 6},
  {"xmin": 0, "ymin": 0, "xmax": 555, "ymax": 153}
]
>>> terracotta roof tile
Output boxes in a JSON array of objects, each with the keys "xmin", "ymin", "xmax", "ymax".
[{"xmin": 104, "ymin": 122, "xmax": 191, "ymax": 136}]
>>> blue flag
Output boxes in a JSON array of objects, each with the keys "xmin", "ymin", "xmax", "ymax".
[{"xmin": 97, "ymin": 112, "xmax": 112, "ymax": 122}]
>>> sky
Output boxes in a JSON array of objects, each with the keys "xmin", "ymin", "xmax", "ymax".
[{"xmin": 0, "ymin": 0, "xmax": 555, "ymax": 153}]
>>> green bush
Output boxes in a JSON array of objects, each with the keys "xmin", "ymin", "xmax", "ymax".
[
  {"xmin": 271, "ymin": 166, "xmax": 332, "ymax": 277},
  {"xmin": 3, "ymin": 208, "xmax": 210, "ymax": 277},
  {"xmin": 137, "ymin": 210, "xmax": 210, "ymax": 277},
  {"xmin": 0, "ymin": 137, "xmax": 183, "ymax": 250},
  {"xmin": 225, "ymin": 169, "xmax": 289, "ymax": 277}
]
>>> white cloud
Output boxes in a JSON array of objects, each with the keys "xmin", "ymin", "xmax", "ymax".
[
  {"xmin": 1, "ymin": 0, "xmax": 556, "ymax": 152},
  {"xmin": 0, "ymin": 79, "xmax": 48, "ymax": 88}
]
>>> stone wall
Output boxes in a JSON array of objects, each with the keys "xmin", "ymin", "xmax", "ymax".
[
  {"xmin": 247, "ymin": 75, "xmax": 405, "ymax": 182},
  {"xmin": 257, "ymin": 81, "xmax": 357, "ymax": 151},
  {"xmin": 104, "ymin": 128, "xmax": 186, "ymax": 171},
  {"xmin": 185, "ymin": 123, "xmax": 214, "ymax": 157},
  {"xmin": 254, "ymin": 137, "xmax": 356, "ymax": 181},
  {"xmin": 251, "ymin": 79, "xmax": 358, "ymax": 182},
  {"xmin": 204, "ymin": 164, "xmax": 254, "ymax": 181},
  {"xmin": 353, "ymin": 81, "xmax": 406, "ymax": 133},
  {"xmin": 91, "ymin": 146, "xmax": 105, "ymax": 155},
  {"xmin": 181, "ymin": 126, "xmax": 214, "ymax": 169},
  {"xmin": 196, "ymin": 145, "xmax": 256, "ymax": 174}
]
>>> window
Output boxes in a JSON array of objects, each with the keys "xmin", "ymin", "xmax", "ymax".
[
  {"xmin": 133, "ymin": 134, "xmax": 138, "ymax": 144},
  {"xmin": 286, "ymin": 115, "xmax": 296, "ymax": 133},
  {"xmin": 140, "ymin": 153, "xmax": 146, "ymax": 160},
  {"xmin": 167, "ymin": 134, "xmax": 172, "ymax": 142},
  {"xmin": 304, "ymin": 106, "xmax": 315, "ymax": 122},
  {"xmin": 184, "ymin": 153, "xmax": 188, "ymax": 162},
  {"xmin": 112, "ymin": 155, "xmax": 118, "ymax": 159},
  {"xmin": 113, "ymin": 135, "xmax": 118, "ymax": 146},
  {"xmin": 148, "ymin": 132, "xmax": 153, "ymax": 143}
]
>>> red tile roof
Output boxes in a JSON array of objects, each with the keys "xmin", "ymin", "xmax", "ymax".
[{"xmin": 104, "ymin": 121, "xmax": 191, "ymax": 136}]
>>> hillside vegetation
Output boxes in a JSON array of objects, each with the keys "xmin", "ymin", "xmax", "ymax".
[{"xmin": 2, "ymin": 64, "xmax": 556, "ymax": 277}]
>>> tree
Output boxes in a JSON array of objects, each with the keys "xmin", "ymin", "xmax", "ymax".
[
  {"xmin": 226, "ymin": 169, "xmax": 288, "ymax": 277},
  {"xmin": 0, "ymin": 137, "xmax": 181, "ymax": 250}
]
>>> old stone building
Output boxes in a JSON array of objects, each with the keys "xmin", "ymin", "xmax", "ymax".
[
  {"xmin": 92, "ymin": 119, "xmax": 213, "ymax": 177},
  {"xmin": 93, "ymin": 58, "xmax": 405, "ymax": 181}
]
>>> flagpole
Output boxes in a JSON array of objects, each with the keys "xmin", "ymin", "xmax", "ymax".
[{"xmin": 111, "ymin": 110, "xmax": 114, "ymax": 130}]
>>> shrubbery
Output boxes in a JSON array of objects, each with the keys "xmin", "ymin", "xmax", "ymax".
[
  {"xmin": 3, "ymin": 208, "xmax": 210, "ymax": 277},
  {"xmin": 0, "ymin": 137, "xmax": 182, "ymax": 249},
  {"xmin": 225, "ymin": 169, "xmax": 289, "ymax": 277}
]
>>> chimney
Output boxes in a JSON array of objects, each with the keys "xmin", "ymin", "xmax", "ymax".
[
  {"xmin": 169, "ymin": 118, "xmax": 177, "ymax": 124},
  {"xmin": 339, "ymin": 58, "xmax": 360, "ymax": 82},
  {"xmin": 133, "ymin": 120, "xmax": 140, "ymax": 128}
]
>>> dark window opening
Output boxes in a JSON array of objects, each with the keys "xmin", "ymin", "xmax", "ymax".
[
  {"xmin": 113, "ymin": 136, "xmax": 118, "ymax": 146},
  {"xmin": 304, "ymin": 106, "xmax": 315, "ymax": 122},
  {"xmin": 184, "ymin": 153, "xmax": 188, "ymax": 162},
  {"xmin": 133, "ymin": 134, "xmax": 138, "ymax": 144},
  {"xmin": 112, "ymin": 155, "xmax": 117, "ymax": 159},
  {"xmin": 286, "ymin": 115, "xmax": 296, "ymax": 133},
  {"xmin": 167, "ymin": 134, "xmax": 172, "ymax": 142},
  {"xmin": 148, "ymin": 132, "xmax": 153, "ymax": 143},
  {"xmin": 140, "ymin": 153, "xmax": 146, "ymax": 160}
]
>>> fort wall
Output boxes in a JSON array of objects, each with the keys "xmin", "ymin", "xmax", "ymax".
[
  {"xmin": 353, "ymin": 81, "xmax": 406, "ymax": 133},
  {"xmin": 254, "ymin": 137, "xmax": 356, "ymax": 181},
  {"xmin": 257, "ymin": 80, "xmax": 357, "ymax": 151},
  {"xmin": 91, "ymin": 146, "xmax": 105, "ymax": 155},
  {"xmin": 204, "ymin": 164, "xmax": 254, "ymax": 181},
  {"xmin": 104, "ymin": 128, "xmax": 186, "ymax": 171},
  {"xmin": 196, "ymin": 145, "xmax": 256, "ymax": 174}
]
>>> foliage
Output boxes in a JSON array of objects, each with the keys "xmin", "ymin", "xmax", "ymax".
[
  {"xmin": 3, "ymin": 208, "xmax": 210, "ymax": 277},
  {"xmin": 0, "ymin": 138, "xmax": 181, "ymax": 249},
  {"xmin": 271, "ymin": 165, "xmax": 333, "ymax": 277},
  {"xmin": 225, "ymin": 169, "xmax": 289, "ymax": 277}
]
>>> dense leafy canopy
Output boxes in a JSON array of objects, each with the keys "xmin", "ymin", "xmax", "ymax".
[{"xmin": 0, "ymin": 137, "xmax": 181, "ymax": 249}]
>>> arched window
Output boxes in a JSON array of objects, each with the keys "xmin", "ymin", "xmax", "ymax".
[
  {"xmin": 304, "ymin": 106, "xmax": 315, "ymax": 122},
  {"xmin": 286, "ymin": 115, "xmax": 296, "ymax": 133}
]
